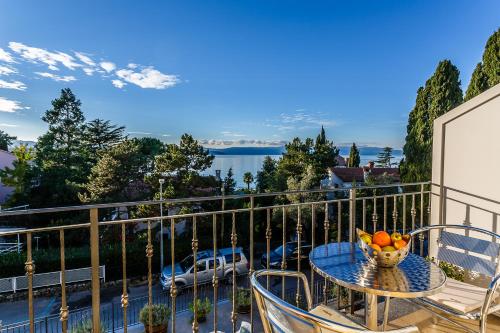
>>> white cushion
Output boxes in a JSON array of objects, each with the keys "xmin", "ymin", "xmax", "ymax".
[
  {"xmin": 309, "ymin": 304, "xmax": 364, "ymax": 328},
  {"xmin": 425, "ymin": 278, "xmax": 488, "ymax": 314}
]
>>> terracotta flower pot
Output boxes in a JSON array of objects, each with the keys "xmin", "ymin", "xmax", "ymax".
[{"xmin": 237, "ymin": 304, "xmax": 251, "ymax": 314}]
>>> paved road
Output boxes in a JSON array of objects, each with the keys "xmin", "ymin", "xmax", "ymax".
[{"xmin": 0, "ymin": 267, "xmax": 319, "ymax": 332}]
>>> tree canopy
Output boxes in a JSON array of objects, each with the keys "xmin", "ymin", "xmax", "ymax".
[
  {"xmin": 80, "ymin": 140, "xmax": 149, "ymax": 203},
  {"xmin": 0, "ymin": 130, "xmax": 16, "ymax": 151},
  {"xmin": 376, "ymin": 147, "xmax": 394, "ymax": 167},
  {"xmin": 348, "ymin": 143, "xmax": 360, "ymax": 167},
  {"xmin": 465, "ymin": 29, "xmax": 500, "ymax": 100},
  {"xmin": 400, "ymin": 60, "xmax": 463, "ymax": 182},
  {"xmin": 243, "ymin": 172, "xmax": 254, "ymax": 190}
]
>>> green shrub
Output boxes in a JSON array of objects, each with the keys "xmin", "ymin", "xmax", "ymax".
[
  {"xmin": 139, "ymin": 304, "xmax": 171, "ymax": 326},
  {"xmin": 231, "ymin": 287, "xmax": 251, "ymax": 307},
  {"xmin": 188, "ymin": 297, "xmax": 212, "ymax": 320},
  {"xmin": 427, "ymin": 257, "xmax": 465, "ymax": 282}
]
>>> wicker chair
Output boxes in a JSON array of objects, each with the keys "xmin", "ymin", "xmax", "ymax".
[
  {"xmin": 251, "ymin": 269, "xmax": 419, "ymax": 333},
  {"xmin": 409, "ymin": 224, "xmax": 500, "ymax": 333}
]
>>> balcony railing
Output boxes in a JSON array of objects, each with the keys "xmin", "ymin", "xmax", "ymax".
[{"xmin": 0, "ymin": 182, "xmax": 431, "ymax": 333}]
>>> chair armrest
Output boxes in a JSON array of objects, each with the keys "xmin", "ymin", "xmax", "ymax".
[
  {"xmin": 252, "ymin": 269, "xmax": 313, "ymax": 310},
  {"xmin": 479, "ymin": 273, "xmax": 500, "ymax": 332}
]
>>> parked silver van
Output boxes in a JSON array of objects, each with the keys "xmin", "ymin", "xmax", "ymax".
[{"xmin": 160, "ymin": 247, "xmax": 249, "ymax": 290}]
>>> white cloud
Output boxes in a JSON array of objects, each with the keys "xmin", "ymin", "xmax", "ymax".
[
  {"xmin": 83, "ymin": 68, "xmax": 95, "ymax": 76},
  {"xmin": 35, "ymin": 72, "xmax": 76, "ymax": 82},
  {"xmin": 116, "ymin": 67, "xmax": 179, "ymax": 89},
  {"xmin": 162, "ymin": 134, "xmax": 171, "ymax": 137},
  {"xmin": 100, "ymin": 61, "xmax": 116, "ymax": 73},
  {"xmin": 265, "ymin": 111, "xmax": 336, "ymax": 132},
  {"xmin": 0, "ymin": 48, "xmax": 15, "ymax": 63},
  {"xmin": 0, "ymin": 79, "xmax": 27, "ymax": 91},
  {"xmin": 127, "ymin": 63, "xmax": 138, "ymax": 69},
  {"xmin": 74, "ymin": 52, "xmax": 96, "ymax": 66},
  {"xmin": 111, "ymin": 79, "xmax": 126, "ymax": 89},
  {"xmin": 0, "ymin": 97, "xmax": 27, "ymax": 112},
  {"xmin": 221, "ymin": 131, "xmax": 247, "ymax": 137},
  {"xmin": 0, "ymin": 123, "xmax": 18, "ymax": 127},
  {"xmin": 200, "ymin": 139, "xmax": 286, "ymax": 147},
  {"xmin": 0, "ymin": 65, "xmax": 17, "ymax": 76},
  {"xmin": 9, "ymin": 42, "xmax": 81, "ymax": 70},
  {"xmin": 128, "ymin": 131, "xmax": 152, "ymax": 135}
]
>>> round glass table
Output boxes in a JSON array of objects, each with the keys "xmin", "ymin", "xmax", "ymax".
[{"xmin": 309, "ymin": 242, "xmax": 446, "ymax": 330}]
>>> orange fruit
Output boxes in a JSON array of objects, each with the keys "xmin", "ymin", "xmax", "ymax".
[
  {"xmin": 370, "ymin": 244, "xmax": 382, "ymax": 252},
  {"xmin": 402, "ymin": 234, "xmax": 411, "ymax": 243},
  {"xmin": 382, "ymin": 246, "xmax": 396, "ymax": 252},
  {"xmin": 394, "ymin": 239, "xmax": 407, "ymax": 250},
  {"xmin": 373, "ymin": 231, "xmax": 392, "ymax": 247}
]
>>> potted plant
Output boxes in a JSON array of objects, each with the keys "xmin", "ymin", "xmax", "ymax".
[
  {"xmin": 188, "ymin": 297, "xmax": 212, "ymax": 323},
  {"xmin": 139, "ymin": 303, "xmax": 171, "ymax": 333},
  {"xmin": 70, "ymin": 319, "xmax": 106, "ymax": 333},
  {"xmin": 231, "ymin": 287, "xmax": 251, "ymax": 314}
]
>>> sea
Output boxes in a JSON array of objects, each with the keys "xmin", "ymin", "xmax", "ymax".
[{"xmin": 205, "ymin": 153, "xmax": 403, "ymax": 188}]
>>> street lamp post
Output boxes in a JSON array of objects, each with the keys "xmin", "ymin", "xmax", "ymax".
[
  {"xmin": 34, "ymin": 236, "xmax": 40, "ymax": 251},
  {"xmin": 159, "ymin": 178, "xmax": 165, "ymax": 273}
]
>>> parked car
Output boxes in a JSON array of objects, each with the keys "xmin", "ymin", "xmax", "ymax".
[
  {"xmin": 260, "ymin": 241, "xmax": 312, "ymax": 269},
  {"xmin": 160, "ymin": 247, "xmax": 249, "ymax": 290}
]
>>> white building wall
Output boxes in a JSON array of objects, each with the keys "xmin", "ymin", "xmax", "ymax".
[
  {"xmin": 0, "ymin": 150, "xmax": 15, "ymax": 204},
  {"xmin": 431, "ymin": 83, "xmax": 500, "ymax": 247}
]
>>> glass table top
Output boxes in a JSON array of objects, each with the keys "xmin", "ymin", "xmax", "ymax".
[{"xmin": 309, "ymin": 242, "xmax": 446, "ymax": 298}]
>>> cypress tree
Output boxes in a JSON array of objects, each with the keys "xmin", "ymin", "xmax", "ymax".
[
  {"xmin": 465, "ymin": 63, "xmax": 489, "ymax": 101},
  {"xmin": 348, "ymin": 143, "xmax": 360, "ymax": 167},
  {"xmin": 400, "ymin": 60, "xmax": 463, "ymax": 182},
  {"xmin": 482, "ymin": 28, "xmax": 500, "ymax": 88},
  {"xmin": 465, "ymin": 29, "xmax": 500, "ymax": 100}
]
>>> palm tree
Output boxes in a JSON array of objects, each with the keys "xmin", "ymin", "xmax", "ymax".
[{"xmin": 243, "ymin": 172, "xmax": 254, "ymax": 190}]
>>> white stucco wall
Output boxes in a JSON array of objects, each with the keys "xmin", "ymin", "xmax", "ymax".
[
  {"xmin": 431, "ymin": 83, "xmax": 500, "ymax": 240},
  {"xmin": 0, "ymin": 150, "xmax": 15, "ymax": 204}
]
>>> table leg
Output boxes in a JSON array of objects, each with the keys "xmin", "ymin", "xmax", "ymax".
[{"xmin": 365, "ymin": 293, "xmax": 378, "ymax": 330}]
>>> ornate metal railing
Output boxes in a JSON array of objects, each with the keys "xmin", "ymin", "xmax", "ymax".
[{"xmin": 0, "ymin": 182, "xmax": 431, "ymax": 333}]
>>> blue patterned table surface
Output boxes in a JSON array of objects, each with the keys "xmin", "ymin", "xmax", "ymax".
[{"xmin": 309, "ymin": 242, "xmax": 446, "ymax": 298}]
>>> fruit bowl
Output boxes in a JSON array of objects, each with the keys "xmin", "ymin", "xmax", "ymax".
[{"xmin": 356, "ymin": 228, "xmax": 411, "ymax": 268}]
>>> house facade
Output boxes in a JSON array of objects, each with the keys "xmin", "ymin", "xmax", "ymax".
[
  {"xmin": 0, "ymin": 150, "xmax": 15, "ymax": 204},
  {"xmin": 321, "ymin": 161, "xmax": 400, "ymax": 189}
]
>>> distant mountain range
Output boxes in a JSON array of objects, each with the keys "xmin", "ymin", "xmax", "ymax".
[{"xmin": 207, "ymin": 146, "xmax": 402, "ymax": 156}]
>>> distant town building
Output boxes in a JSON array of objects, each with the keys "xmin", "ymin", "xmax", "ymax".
[
  {"xmin": 335, "ymin": 155, "xmax": 346, "ymax": 167},
  {"xmin": 0, "ymin": 150, "xmax": 15, "ymax": 204},
  {"xmin": 321, "ymin": 161, "xmax": 400, "ymax": 189}
]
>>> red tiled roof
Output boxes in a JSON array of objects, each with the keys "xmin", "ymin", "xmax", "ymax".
[{"xmin": 331, "ymin": 167, "xmax": 400, "ymax": 182}]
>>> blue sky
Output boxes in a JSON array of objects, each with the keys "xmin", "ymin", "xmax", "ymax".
[{"xmin": 0, "ymin": 1, "xmax": 498, "ymax": 148}]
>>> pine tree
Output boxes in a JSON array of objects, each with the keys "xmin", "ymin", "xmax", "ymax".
[
  {"xmin": 312, "ymin": 126, "xmax": 339, "ymax": 182},
  {"xmin": 465, "ymin": 29, "xmax": 500, "ymax": 100},
  {"xmin": 401, "ymin": 60, "xmax": 463, "ymax": 182},
  {"xmin": 376, "ymin": 147, "xmax": 393, "ymax": 167},
  {"xmin": 256, "ymin": 156, "xmax": 277, "ymax": 192},
  {"xmin": 79, "ymin": 140, "xmax": 148, "ymax": 203},
  {"xmin": 83, "ymin": 118, "xmax": 125, "ymax": 154},
  {"xmin": 0, "ymin": 130, "xmax": 16, "ymax": 151},
  {"xmin": 348, "ymin": 143, "xmax": 360, "ymax": 167},
  {"xmin": 32, "ymin": 88, "xmax": 87, "ymax": 206},
  {"xmin": 224, "ymin": 167, "xmax": 237, "ymax": 194}
]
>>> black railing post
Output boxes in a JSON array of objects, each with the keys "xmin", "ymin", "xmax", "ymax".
[{"xmin": 111, "ymin": 302, "xmax": 115, "ymax": 333}]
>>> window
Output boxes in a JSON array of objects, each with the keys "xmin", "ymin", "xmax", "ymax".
[
  {"xmin": 195, "ymin": 261, "xmax": 206, "ymax": 272},
  {"xmin": 225, "ymin": 253, "xmax": 241, "ymax": 264},
  {"xmin": 208, "ymin": 259, "xmax": 221, "ymax": 269}
]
